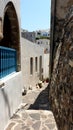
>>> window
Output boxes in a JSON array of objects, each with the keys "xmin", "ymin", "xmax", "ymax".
[
  {"xmin": 37, "ymin": 32, "xmax": 41, "ymax": 35},
  {"xmin": 30, "ymin": 57, "xmax": 33, "ymax": 75},
  {"xmin": 39, "ymin": 56, "xmax": 42, "ymax": 80},
  {"xmin": 46, "ymin": 42, "xmax": 48, "ymax": 45},
  {"xmin": 0, "ymin": 46, "xmax": 17, "ymax": 78},
  {"xmin": 35, "ymin": 57, "xmax": 38, "ymax": 72}
]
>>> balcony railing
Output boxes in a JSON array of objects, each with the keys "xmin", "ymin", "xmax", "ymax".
[{"xmin": 0, "ymin": 46, "xmax": 17, "ymax": 79}]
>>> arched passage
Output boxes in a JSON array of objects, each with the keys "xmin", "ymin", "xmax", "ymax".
[{"xmin": 0, "ymin": 2, "xmax": 21, "ymax": 71}]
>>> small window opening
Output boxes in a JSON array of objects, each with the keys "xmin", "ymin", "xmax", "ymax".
[
  {"xmin": 30, "ymin": 57, "xmax": 33, "ymax": 75},
  {"xmin": 35, "ymin": 57, "xmax": 38, "ymax": 72}
]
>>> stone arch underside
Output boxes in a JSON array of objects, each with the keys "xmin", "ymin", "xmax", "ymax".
[{"xmin": 0, "ymin": 2, "xmax": 21, "ymax": 71}]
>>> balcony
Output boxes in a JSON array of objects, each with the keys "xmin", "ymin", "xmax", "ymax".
[{"xmin": 0, "ymin": 46, "xmax": 17, "ymax": 79}]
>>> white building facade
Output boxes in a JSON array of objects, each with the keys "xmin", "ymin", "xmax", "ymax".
[
  {"xmin": 35, "ymin": 30, "xmax": 50, "ymax": 79},
  {"xmin": 21, "ymin": 37, "xmax": 44, "ymax": 90},
  {"xmin": 36, "ymin": 38, "xmax": 50, "ymax": 53},
  {"xmin": 0, "ymin": 1, "xmax": 50, "ymax": 129},
  {"xmin": 0, "ymin": 1, "xmax": 22, "ymax": 130}
]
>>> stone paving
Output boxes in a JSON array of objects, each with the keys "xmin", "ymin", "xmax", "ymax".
[
  {"xmin": 5, "ymin": 109, "xmax": 58, "ymax": 130},
  {"xmin": 5, "ymin": 83, "xmax": 58, "ymax": 130},
  {"xmin": 22, "ymin": 83, "xmax": 49, "ymax": 110}
]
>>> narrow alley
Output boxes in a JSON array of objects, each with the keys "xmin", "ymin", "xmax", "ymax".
[
  {"xmin": 5, "ymin": 83, "xmax": 58, "ymax": 130},
  {"xmin": 0, "ymin": 0, "xmax": 73, "ymax": 130}
]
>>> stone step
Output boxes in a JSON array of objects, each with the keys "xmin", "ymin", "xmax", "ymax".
[{"xmin": 5, "ymin": 110, "xmax": 58, "ymax": 130}]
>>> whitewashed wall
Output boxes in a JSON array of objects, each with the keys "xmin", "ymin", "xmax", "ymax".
[
  {"xmin": 43, "ymin": 54, "xmax": 50, "ymax": 79},
  {"xmin": 0, "ymin": 1, "xmax": 22, "ymax": 129},
  {"xmin": 21, "ymin": 37, "xmax": 44, "ymax": 90}
]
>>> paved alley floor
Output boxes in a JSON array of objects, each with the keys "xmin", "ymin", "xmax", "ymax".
[
  {"xmin": 5, "ymin": 83, "xmax": 58, "ymax": 130},
  {"xmin": 22, "ymin": 83, "xmax": 49, "ymax": 110},
  {"xmin": 5, "ymin": 110, "xmax": 58, "ymax": 130}
]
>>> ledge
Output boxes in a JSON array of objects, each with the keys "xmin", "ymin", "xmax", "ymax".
[
  {"xmin": 1, "ymin": 72, "xmax": 21, "ymax": 81},
  {"xmin": 0, "ymin": 82, "xmax": 5, "ymax": 88}
]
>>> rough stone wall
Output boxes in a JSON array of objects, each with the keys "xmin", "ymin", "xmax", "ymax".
[
  {"xmin": 49, "ymin": 0, "xmax": 73, "ymax": 130},
  {"xmin": 21, "ymin": 30, "xmax": 36, "ymax": 43}
]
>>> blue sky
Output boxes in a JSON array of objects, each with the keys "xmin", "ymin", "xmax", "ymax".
[{"xmin": 20, "ymin": 0, "xmax": 51, "ymax": 31}]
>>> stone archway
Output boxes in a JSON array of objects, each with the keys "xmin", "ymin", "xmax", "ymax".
[{"xmin": 0, "ymin": 2, "xmax": 21, "ymax": 71}]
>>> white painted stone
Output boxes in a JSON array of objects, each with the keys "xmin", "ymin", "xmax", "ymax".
[
  {"xmin": 21, "ymin": 37, "xmax": 44, "ymax": 90},
  {"xmin": 0, "ymin": 72, "xmax": 22, "ymax": 130}
]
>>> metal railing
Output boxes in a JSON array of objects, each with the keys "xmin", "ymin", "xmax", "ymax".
[{"xmin": 0, "ymin": 46, "xmax": 17, "ymax": 78}]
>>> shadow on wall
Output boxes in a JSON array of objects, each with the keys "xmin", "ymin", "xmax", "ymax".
[
  {"xmin": 1, "ymin": 88, "xmax": 11, "ymax": 118},
  {"xmin": 28, "ymin": 85, "xmax": 50, "ymax": 110}
]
